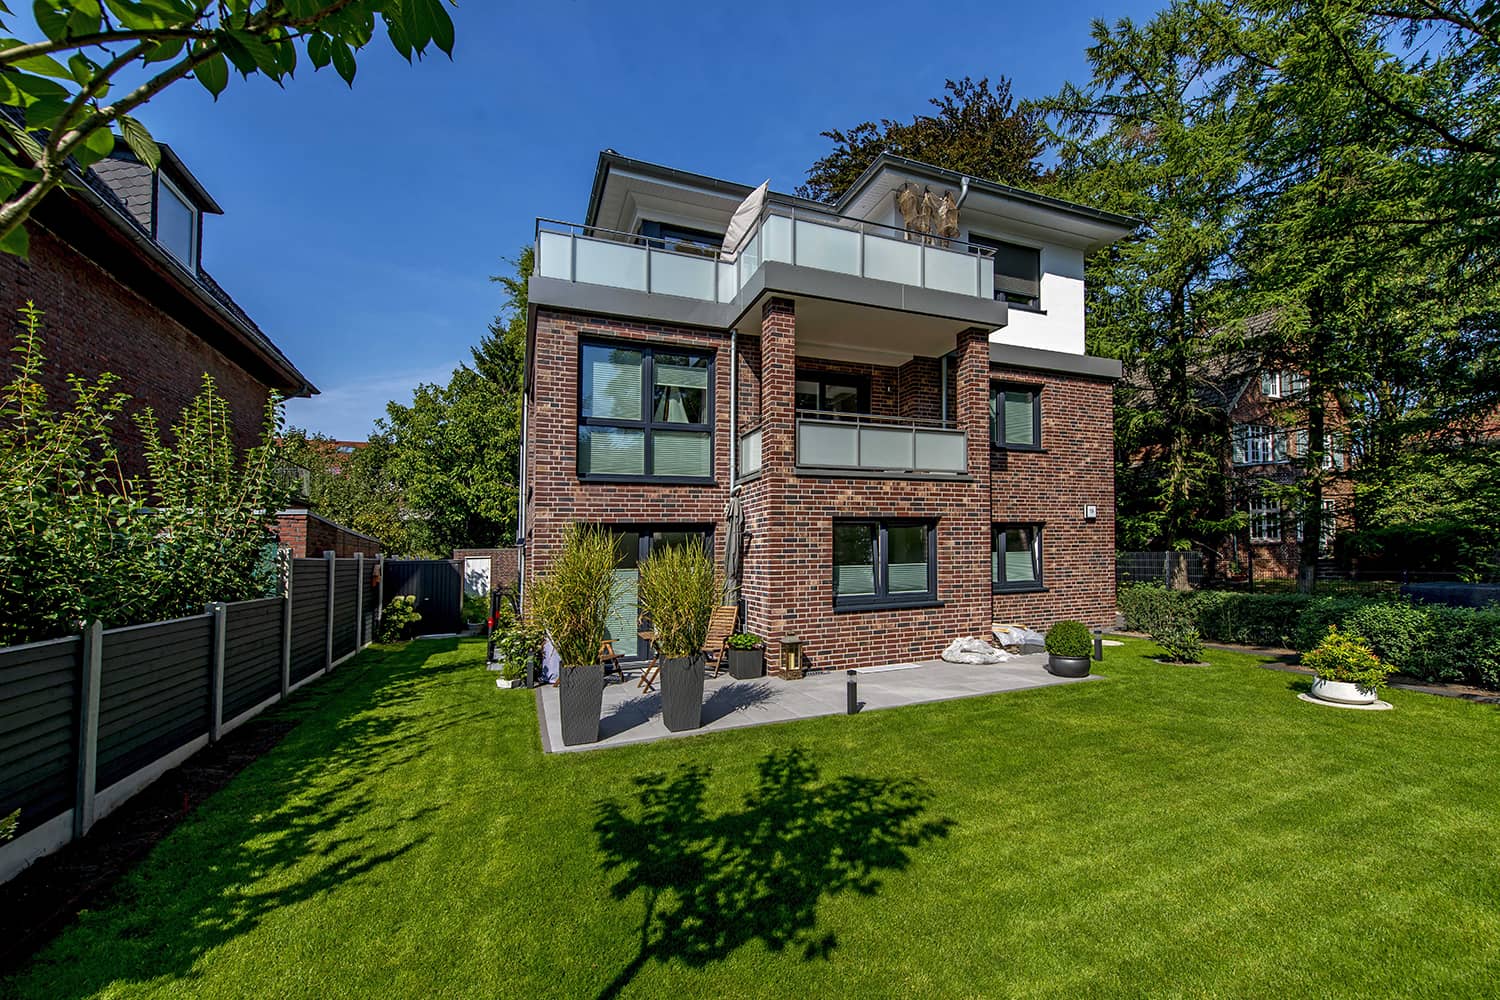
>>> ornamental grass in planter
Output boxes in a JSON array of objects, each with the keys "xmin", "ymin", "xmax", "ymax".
[
  {"xmin": 726, "ymin": 632, "xmax": 765, "ymax": 680},
  {"xmin": 638, "ymin": 539, "xmax": 723, "ymax": 732},
  {"xmin": 1302, "ymin": 626, "xmax": 1395, "ymax": 705},
  {"xmin": 1044, "ymin": 620, "xmax": 1093, "ymax": 677},
  {"xmin": 529, "ymin": 525, "xmax": 619, "ymax": 745}
]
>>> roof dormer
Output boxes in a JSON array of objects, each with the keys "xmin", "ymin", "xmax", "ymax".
[{"xmin": 90, "ymin": 143, "xmax": 223, "ymax": 275}]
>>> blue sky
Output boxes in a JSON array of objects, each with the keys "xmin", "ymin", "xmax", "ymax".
[{"xmin": 119, "ymin": 0, "xmax": 1159, "ymax": 438}]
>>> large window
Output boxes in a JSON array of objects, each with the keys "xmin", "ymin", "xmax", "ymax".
[
  {"xmin": 796, "ymin": 371, "xmax": 868, "ymax": 415},
  {"xmin": 970, "ymin": 234, "xmax": 1040, "ymax": 308},
  {"xmin": 833, "ymin": 520, "xmax": 936, "ymax": 609},
  {"xmin": 992, "ymin": 524, "xmax": 1043, "ymax": 591},
  {"xmin": 156, "ymin": 173, "xmax": 198, "ymax": 270},
  {"xmin": 990, "ymin": 384, "xmax": 1041, "ymax": 450},
  {"xmin": 1261, "ymin": 371, "xmax": 1308, "ymax": 399},
  {"xmin": 1232, "ymin": 424, "xmax": 1286, "ymax": 465},
  {"xmin": 1248, "ymin": 498, "xmax": 1281, "ymax": 543},
  {"xmin": 578, "ymin": 341, "xmax": 713, "ymax": 481}
]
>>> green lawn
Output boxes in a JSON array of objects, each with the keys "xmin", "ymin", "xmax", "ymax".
[{"xmin": 4, "ymin": 637, "xmax": 1499, "ymax": 999}]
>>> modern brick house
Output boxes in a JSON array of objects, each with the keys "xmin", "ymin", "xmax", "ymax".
[
  {"xmin": 520, "ymin": 151, "xmax": 1134, "ymax": 672},
  {"xmin": 0, "ymin": 142, "xmax": 316, "ymax": 476}
]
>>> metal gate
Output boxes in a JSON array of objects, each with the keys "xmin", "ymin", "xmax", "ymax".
[{"xmin": 384, "ymin": 559, "xmax": 463, "ymax": 634}]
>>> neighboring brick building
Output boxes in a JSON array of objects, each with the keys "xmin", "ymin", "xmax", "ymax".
[
  {"xmin": 276, "ymin": 510, "xmax": 382, "ymax": 559},
  {"xmin": 520, "ymin": 151, "xmax": 1132, "ymax": 672},
  {"xmin": 0, "ymin": 142, "xmax": 316, "ymax": 475},
  {"xmin": 453, "ymin": 547, "xmax": 522, "ymax": 595}
]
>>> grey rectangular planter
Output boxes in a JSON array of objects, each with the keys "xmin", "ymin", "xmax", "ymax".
[
  {"xmin": 558, "ymin": 663, "xmax": 605, "ymax": 745},
  {"xmin": 660, "ymin": 654, "xmax": 706, "ymax": 732},
  {"xmin": 726, "ymin": 647, "xmax": 764, "ymax": 680}
]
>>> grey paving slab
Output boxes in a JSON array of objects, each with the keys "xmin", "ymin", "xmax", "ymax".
[{"xmin": 532, "ymin": 654, "xmax": 1102, "ymax": 753}]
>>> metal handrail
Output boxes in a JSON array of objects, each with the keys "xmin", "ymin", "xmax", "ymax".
[
  {"xmin": 745, "ymin": 201, "xmax": 998, "ymax": 260},
  {"xmin": 795, "ymin": 409, "xmax": 958, "ymax": 429}
]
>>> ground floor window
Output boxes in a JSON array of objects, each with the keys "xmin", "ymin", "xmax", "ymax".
[
  {"xmin": 603, "ymin": 525, "xmax": 713, "ymax": 658},
  {"xmin": 832, "ymin": 519, "xmax": 936, "ymax": 609},
  {"xmin": 1248, "ymin": 498, "xmax": 1281, "ymax": 543},
  {"xmin": 992, "ymin": 524, "xmax": 1043, "ymax": 591}
]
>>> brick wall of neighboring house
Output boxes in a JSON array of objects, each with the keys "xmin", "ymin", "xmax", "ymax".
[
  {"xmin": 453, "ymin": 547, "xmax": 521, "ymax": 594},
  {"xmin": 0, "ymin": 221, "xmax": 275, "ymax": 477},
  {"xmin": 275, "ymin": 510, "xmax": 382, "ymax": 558},
  {"xmin": 523, "ymin": 300, "xmax": 1118, "ymax": 673}
]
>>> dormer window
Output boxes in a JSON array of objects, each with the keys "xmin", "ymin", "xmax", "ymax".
[{"xmin": 156, "ymin": 173, "xmax": 199, "ymax": 271}]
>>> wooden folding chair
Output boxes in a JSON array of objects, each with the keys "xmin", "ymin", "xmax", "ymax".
[
  {"xmin": 703, "ymin": 606, "xmax": 739, "ymax": 679},
  {"xmin": 636, "ymin": 629, "xmax": 660, "ymax": 693},
  {"xmin": 599, "ymin": 639, "xmax": 626, "ymax": 684}
]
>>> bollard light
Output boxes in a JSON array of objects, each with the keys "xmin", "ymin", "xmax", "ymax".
[
  {"xmin": 847, "ymin": 670, "xmax": 858, "ymax": 715},
  {"xmin": 1093, "ymin": 629, "xmax": 1104, "ymax": 661}
]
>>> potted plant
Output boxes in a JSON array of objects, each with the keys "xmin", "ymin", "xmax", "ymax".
[
  {"xmin": 1044, "ymin": 620, "xmax": 1093, "ymax": 677},
  {"xmin": 726, "ymin": 632, "xmax": 764, "ymax": 680},
  {"xmin": 492, "ymin": 613, "xmax": 543, "ymax": 689},
  {"xmin": 637, "ymin": 538, "xmax": 722, "ymax": 732},
  {"xmin": 529, "ymin": 524, "xmax": 619, "ymax": 745},
  {"xmin": 1302, "ymin": 626, "xmax": 1395, "ymax": 706}
]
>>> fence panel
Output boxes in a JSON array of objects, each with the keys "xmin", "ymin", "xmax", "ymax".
[
  {"xmin": 0, "ymin": 637, "xmax": 79, "ymax": 837},
  {"xmin": 1117, "ymin": 551, "xmax": 1207, "ymax": 587},
  {"xmin": 362, "ymin": 560, "xmax": 379, "ymax": 642},
  {"xmin": 290, "ymin": 560, "xmax": 328, "ymax": 682},
  {"xmin": 96, "ymin": 616, "xmax": 212, "ymax": 790},
  {"xmin": 223, "ymin": 598, "xmax": 283, "ymax": 719},
  {"xmin": 333, "ymin": 560, "xmax": 360, "ymax": 659}
]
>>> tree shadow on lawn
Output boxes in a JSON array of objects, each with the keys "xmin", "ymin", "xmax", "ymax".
[
  {"xmin": 7, "ymin": 640, "xmax": 477, "ymax": 999},
  {"xmin": 592, "ymin": 747, "xmax": 954, "ymax": 1000}
]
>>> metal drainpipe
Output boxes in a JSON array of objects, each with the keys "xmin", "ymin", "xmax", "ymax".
[
  {"xmin": 955, "ymin": 176, "xmax": 971, "ymax": 210},
  {"xmin": 940, "ymin": 352, "xmax": 949, "ymax": 428},
  {"xmin": 729, "ymin": 326, "xmax": 738, "ymax": 489},
  {"xmin": 517, "ymin": 389, "xmax": 528, "ymax": 605}
]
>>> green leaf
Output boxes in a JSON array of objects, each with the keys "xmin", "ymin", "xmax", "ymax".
[
  {"xmin": 118, "ymin": 113, "xmax": 158, "ymax": 169},
  {"xmin": 0, "ymin": 222, "xmax": 29, "ymax": 257},
  {"xmin": 142, "ymin": 35, "xmax": 185, "ymax": 63},
  {"xmin": 193, "ymin": 45, "xmax": 228, "ymax": 98},
  {"xmin": 330, "ymin": 40, "xmax": 355, "ymax": 86},
  {"xmin": 306, "ymin": 31, "xmax": 330, "ymax": 69},
  {"xmin": 31, "ymin": 1, "xmax": 68, "ymax": 42},
  {"xmin": 71, "ymin": 123, "xmax": 114, "ymax": 169}
]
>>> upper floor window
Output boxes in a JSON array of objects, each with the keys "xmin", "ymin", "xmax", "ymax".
[
  {"xmin": 156, "ymin": 173, "xmax": 198, "ymax": 271},
  {"xmin": 1232, "ymin": 424, "xmax": 1286, "ymax": 465},
  {"xmin": 795, "ymin": 371, "xmax": 868, "ymax": 415},
  {"xmin": 1261, "ymin": 371, "xmax": 1307, "ymax": 399},
  {"xmin": 578, "ymin": 341, "xmax": 713, "ymax": 481},
  {"xmin": 833, "ymin": 519, "xmax": 937, "ymax": 610},
  {"xmin": 638, "ymin": 220, "xmax": 722, "ymax": 255},
  {"xmin": 990, "ymin": 384, "xmax": 1041, "ymax": 450},
  {"xmin": 970, "ymin": 234, "xmax": 1040, "ymax": 308}
]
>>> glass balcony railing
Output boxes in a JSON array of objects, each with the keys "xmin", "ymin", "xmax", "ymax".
[
  {"xmin": 738, "ymin": 426, "xmax": 763, "ymax": 476},
  {"xmin": 795, "ymin": 412, "xmax": 967, "ymax": 475},
  {"xmin": 535, "ymin": 205, "xmax": 997, "ymax": 305}
]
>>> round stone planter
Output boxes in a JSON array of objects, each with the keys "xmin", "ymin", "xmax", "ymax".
[
  {"xmin": 660, "ymin": 654, "xmax": 707, "ymax": 732},
  {"xmin": 558, "ymin": 662, "xmax": 605, "ymax": 745},
  {"xmin": 1310, "ymin": 675, "xmax": 1379, "ymax": 706},
  {"xmin": 1046, "ymin": 654, "xmax": 1091, "ymax": 678}
]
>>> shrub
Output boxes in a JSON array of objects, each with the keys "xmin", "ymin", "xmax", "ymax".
[
  {"xmin": 493, "ymin": 616, "xmax": 544, "ymax": 682},
  {"xmin": 1156, "ymin": 620, "xmax": 1205, "ymax": 663},
  {"xmin": 529, "ymin": 524, "xmax": 619, "ymax": 668},
  {"xmin": 1341, "ymin": 600, "xmax": 1434, "ymax": 667},
  {"xmin": 1301, "ymin": 627, "xmax": 1395, "ymax": 690},
  {"xmin": 1197, "ymin": 592, "xmax": 1309, "ymax": 647},
  {"xmin": 1404, "ymin": 606, "xmax": 1500, "ymax": 688},
  {"xmin": 1117, "ymin": 583, "xmax": 1187, "ymax": 634},
  {"xmin": 1045, "ymin": 620, "xmax": 1093, "ymax": 658},
  {"xmin": 727, "ymin": 632, "xmax": 762, "ymax": 650},
  {"xmin": 462, "ymin": 594, "xmax": 488, "ymax": 624},
  {"xmin": 637, "ymin": 538, "xmax": 723, "ymax": 659},
  {"xmin": 377, "ymin": 595, "xmax": 421, "ymax": 642},
  {"xmin": 0, "ymin": 808, "xmax": 16, "ymax": 844}
]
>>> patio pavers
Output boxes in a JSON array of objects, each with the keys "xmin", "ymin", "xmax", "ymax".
[{"xmin": 533, "ymin": 654, "xmax": 1099, "ymax": 752}]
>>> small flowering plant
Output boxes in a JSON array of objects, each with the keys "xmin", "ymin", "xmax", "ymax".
[{"xmin": 1301, "ymin": 627, "xmax": 1396, "ymax": 691}]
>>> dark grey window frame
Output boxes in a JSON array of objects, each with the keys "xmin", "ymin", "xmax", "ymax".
[
  {"xmin": 638, "ymin": 219, "xmax": 724, "ymax": 252},
  {"xmin": 832, "ymin": 518, "xmax": 940, "ymax": 611},
  {"xmin": 795, "ymin": 369, "xmax": 871, "ymax": 415},
  {"xmin": 992, "ymin": 523, "xmax": 1045, "ymax": 593},
  {"xmin": 969, "ymin": 233, "xmax": 1041, "ymax": 308},
  {"xmin": 604, "ymin": 523, "xmax": 717, "ymax": 658},
  {"xmin": 576, "ymin": 338, "xmax": 715, "ymax": 484},
  {"xmin": 990, "ymin": 382, "xmax": 1043, "ymax": 451}
]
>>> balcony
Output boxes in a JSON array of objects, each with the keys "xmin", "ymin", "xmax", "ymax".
[
  {"xmin": 795, "ymin": 412, "xmax": 966, "ymax": 476},
  {"xmin": 534, "ymin": 204, "xmax": 997, "ymax": 307}
]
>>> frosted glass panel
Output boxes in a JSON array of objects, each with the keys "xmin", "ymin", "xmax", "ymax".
[
  {"xmin": 537, "ymin": 231, "xmax": 573, "ymax": 279},
  {"xmin": 863, "ymin": 234, "xmax": 921, "ymax": 285},
  {"xmin": 575, "ymin": 237, "xmax": 646, "ymax": 291},
  {"xmin": 1004, "ymin": 391, "xmax": 1036, "ymax": 446},
  {"xmin": 887, "ymin": 563, "xmax": 928, "ymax": 592},
  {"xmin": 737, "ymin": 231, "xmax": 760, "ymax": 288},
  {"xmin": 914, "ymin": 430, "xmax": 966, "ymax": 472},
  {"xmin": 762, "ymin": 215, "xmax": 792, "ymax": 263},
  {"xmin": 799, "ymin": 421, "xmax": 856, "ymax": 467},
  {"xmin": 980, "ymin": 259, "xmax": 995, "ymax": 299},
  {"xmin": 579, "ymin": 427, "xmax": 644, "ymax": 475},
  {"xmin": 860, "ymin": 426, "xmax": 914, "ymax": 469},
  {"xmin": 650, "ymin": 249, "xmax": 715, "ymax": 299},
  {"xmin": 1005, "ymin": 549, "xmax": 1036, "ymax": 582},
  {"xmin": 582, "ymin": 346, "xmax": 643, "ymax": 420},
  {"xmin": 717, "ymin": 262, "xmax": 736, "ymax": 302},
  {"xmin": 794, "ymin": 219, "xmax": 859, "ymax": 275},
  {"xmin": 652, "ymin": 430, "xmax": 710, "ymax": 478},
  {"xmin": 739, "ymin": 428, "xmax": 762, "ymax": 474},
  {"xmin": 924, "ymin": 245, "xmax": 977, "ymax": 295},
  {"xmin": 605, "ymin": 568, "xmax": 639, "ymax": 646}
]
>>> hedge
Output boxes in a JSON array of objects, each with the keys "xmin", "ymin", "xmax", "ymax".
[{"xmin": 1117, "ymin": 583, "xmax": 1500, "ymax": 690}]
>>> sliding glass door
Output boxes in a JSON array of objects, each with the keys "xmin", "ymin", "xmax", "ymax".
[{"xmin": 602, "ymin": 525, "xmax": 713, "ymax": 658}]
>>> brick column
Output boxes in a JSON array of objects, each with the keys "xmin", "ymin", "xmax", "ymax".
[
  {"xmin": 758, "ymin": 298, "xmax": 796, "ymax": 472},
  {"xmin": 955, "ymin": 326, "xmax": 993, "ymax": 636}
]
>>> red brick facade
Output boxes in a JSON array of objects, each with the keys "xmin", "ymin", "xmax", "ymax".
[
  {"xmin": 523, "ymin": 301, "xmax": 1117, "ymax": 673},
  {"xmin": 453, "ymin": 547, "xmax": 522, "ymax": 593},
  {"xmin": 0, "ymin": 218, "xmax": 286, "ymax": 478},
  {"xmin": 276, "ymin": 511, "xmax": 382, "ymax": 559}
]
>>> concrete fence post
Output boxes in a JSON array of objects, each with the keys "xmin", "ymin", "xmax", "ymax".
[
  {"xmin": 354, "ymin": 552, "xmax": 365, "ymax": 648},
  {"xmin": 280, "ymin": 556, "xmax": 293, "ymax": 700},
  {"xmin": 74, "ymin": 620, "xmax": 103, "ymax": 840},
  {"xmin": 324, "ymin": 550, "xmax": 336, "ymax": 672},
  {"xmin": 376, "ymin": 553, "xmax": 385, "ymax": 629},
  {"xmin": 207, "ymin": 602, "xmax": 227, "ymax": 743}
]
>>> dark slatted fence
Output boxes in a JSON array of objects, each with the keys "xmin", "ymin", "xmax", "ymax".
[{"xmin": 0, "ymin": 555, "xmax": 381, "ymax": 883}]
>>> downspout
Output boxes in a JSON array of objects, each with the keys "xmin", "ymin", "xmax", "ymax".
[
  {"xmin": 517, "ymin": 388, "xmax": 528, "ymax": 606},
  {"xmin": 940, "ymin": 352, "xmax": 950, "ymax": 428},
  {"xmin": 729, "ymin": 326, "xmax": 738, "ymax": 489},
  {"xmin": 955, "ymin": 176, "xmax": 971, "ymax": 210},
  {"xmin": 941, "ymin": 176, "xmax": 968, "ymax": 432}
]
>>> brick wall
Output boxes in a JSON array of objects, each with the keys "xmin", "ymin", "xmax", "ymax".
[
  {"xmin": 0, "ymin": 220, "xmax": 276, "ymax": 478},
  {"xmin": 276, "ymin": 511, "xmax": 382, "ymax": 558},
  {"xmin": 453, "ymin": 547, "xmax": 521, "ymax": 593}
]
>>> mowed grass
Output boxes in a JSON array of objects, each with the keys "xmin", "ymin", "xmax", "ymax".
[{"xmin": 4, "ymin": 636, "xmax": 1500, "ymax": 999}]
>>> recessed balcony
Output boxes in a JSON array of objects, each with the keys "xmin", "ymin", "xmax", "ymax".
[{"xmin": 795, "ymin": 412, "xmax": 966, "ymax": 476}]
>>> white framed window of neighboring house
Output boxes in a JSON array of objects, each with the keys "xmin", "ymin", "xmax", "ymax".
[
  {"xmin": 1249, "ymin": 497, "xmax": 1281, "ymax": 543},
  {"xmin": 155, "ymin": 173, "xmax": 199, "ymax": 271},
  {"xmin": 1291, "ymin": 428, "xmax": 1349, "ymax": 470},
  {"xmin": 1295, "ymin": 499, "xmax": 1339, "ymax": 553},
  {"xmin": 1261, "ymin": 371, "xmax": 1308, "ymax": 399},
  {"xmin": 1232, "ymin": 424, "xmax": 1278, "ymax": 465}
]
